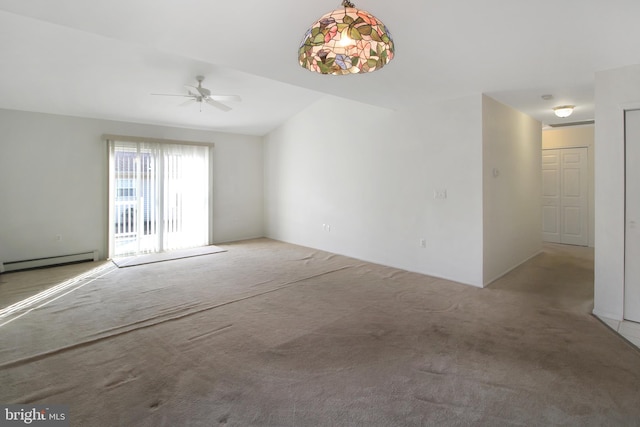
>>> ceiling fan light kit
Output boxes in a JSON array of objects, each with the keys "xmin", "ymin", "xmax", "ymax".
[
  {"xmin": 298, "ymin": 0, "xmax": 395, "ymax": 75},
  {"xmin": 152, "ymin": 76, "xmax": 241, "ymax": 112}
]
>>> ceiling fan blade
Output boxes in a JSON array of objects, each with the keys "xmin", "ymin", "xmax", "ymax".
[
  {"xmin": 185, "ymin": 85, "xmax": 204, "ymax": 96},
  {"xmin": 179, "ymin": 99, "xmax": 196, "ymax": 107},
  {"xmin": 210, "ymin": 95, "xmax": 242, "ymax": 102},
  {"xmin": 151, "ymin": 93, "xmax": 195, "ymax": 98},
  {"xmin": 205, "ymin": 98, "xmax": 232, "ymax": 112}
]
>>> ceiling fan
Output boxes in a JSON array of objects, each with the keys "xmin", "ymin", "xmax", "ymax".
[{"xmin": 152, "ymin": 76, "xmax": 241, "ymax": 112}]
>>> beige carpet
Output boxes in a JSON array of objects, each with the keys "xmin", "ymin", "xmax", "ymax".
[{"xmin": 0, "ymin": 239, "xmax": 638, "ymax": 426}]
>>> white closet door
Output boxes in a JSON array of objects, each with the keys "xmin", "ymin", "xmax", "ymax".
[
  {"xmin": 541, "ymin": 147, "xmax": 588, "ymax": 246},
  {"xmin": 542, "ymin": 150, "xmax": 561, "ymax": 243},
  {"xmin": 560, "ymin": 148, "xmax": 588, "ymax": 246},
  {"xmin": 625, "ymin": 109, "xmax": 640, "ymax": 323}
]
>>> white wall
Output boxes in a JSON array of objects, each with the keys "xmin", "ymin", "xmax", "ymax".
[
  {"xmin": 482, "ymin": 95, "xmax": 542, "ymax": 285},
  {"xmin": 1, "ymin": 92, "xmax": 543, "ymax": 289},
  {"xmin": 264, "ymin": 95, "xmax": 485, "ymax": 286},
  {"xmin": 542, "ymin": 125, "xmax": 595, "ymax": 247},
  {"xmin": 594, "ymin": 64, "xmax": 640, "ymax": 320},
  {"xmin": 0, "ymin": 109, "xmax": 264, "ymax": 263}
]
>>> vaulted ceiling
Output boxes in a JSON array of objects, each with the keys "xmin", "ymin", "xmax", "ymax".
[{"xmin": 1, "ymin": 1, "xmax": 638, "ymax": 135}]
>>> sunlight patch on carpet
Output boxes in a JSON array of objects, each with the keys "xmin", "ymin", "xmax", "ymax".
[{"xmin": 0, "ymin": 262, "xmax": 117, "ymax": 327}]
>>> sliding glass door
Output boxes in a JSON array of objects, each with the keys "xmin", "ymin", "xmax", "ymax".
[{"xmin": 108, "ymin": 139, "xmax": 210, "ymax": 258}]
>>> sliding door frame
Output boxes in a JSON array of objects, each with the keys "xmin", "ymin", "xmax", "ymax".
[{"xmin": 105, "ymin": 135, "xmax": 214, "ymax": 259}]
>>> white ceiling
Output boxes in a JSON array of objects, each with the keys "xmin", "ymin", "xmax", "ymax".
[{"xmin": 1, "ymin": 0, "xmax": 639, "ymax": 135}]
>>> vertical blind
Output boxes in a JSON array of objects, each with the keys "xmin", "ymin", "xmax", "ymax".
[{"xmin": 107, "ymin": 137, "xmax": 211, "ymax": 258}]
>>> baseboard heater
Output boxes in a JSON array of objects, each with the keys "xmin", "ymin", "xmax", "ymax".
[{"xmin": 0, "ymin": 250, "xmax": 99, "ymax": 273}]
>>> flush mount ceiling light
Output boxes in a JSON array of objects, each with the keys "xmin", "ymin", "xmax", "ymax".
[
  {"xmin": 553, "ymin": 105, "xmax": 575, "ymax": 118},
  {"xmin": 298, "ymin": 0, "xmax": 395, "ymax": 75}
]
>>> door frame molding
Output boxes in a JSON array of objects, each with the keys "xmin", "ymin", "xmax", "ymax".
[{"xmin": 624, "ymin": 108, "xmax": 640, "ymax": 322}]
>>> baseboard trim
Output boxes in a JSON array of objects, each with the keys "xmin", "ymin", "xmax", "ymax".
[
  {"xmin": 483, "ymin": 249, "xmax": 543, "ymax": 287},
  {"xmin": 1, "ymin": 250, "xmax": 98, "ymax": 273},
  {"xmin": 592, "ymin": 309, "xmax": 623, "ymax": 322},
  {"xmin": 593, "ymin": 314, "xmax": 640, "ymax": 351}
]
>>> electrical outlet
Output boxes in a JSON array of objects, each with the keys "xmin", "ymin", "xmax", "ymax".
[
  {"xmin": 419, "ymin": 238, "xmax": 426, "ymax": 248},
  {"xmin": 434, "ymin": 189, "xmax": 447, "ymax": 200},
  {"xmin": 55, "ymin": 234, "xmax": 62, "ymax": 241}
]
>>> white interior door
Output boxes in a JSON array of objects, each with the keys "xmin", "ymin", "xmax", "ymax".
[
  {"xmin": 625, "ymin": 109, "xmax": 640, "ymax": 323},
  {"xmin": 541, "ymin": 148, "xmax": 588, "ymax": 246},
  {"xmin": 560, "ymin": 148, "xmax": 588, "ymax": 245},
  {"xmin": 542, "ymin": 150, "xmax": 561, "ymax": 243}
]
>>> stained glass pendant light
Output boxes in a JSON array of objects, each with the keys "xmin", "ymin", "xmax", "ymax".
[{"xmin": 298, "ymin": 0, "xmax": 395, "ymax": 75}]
